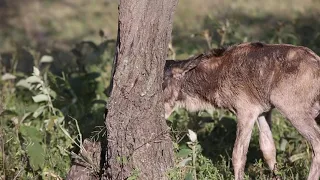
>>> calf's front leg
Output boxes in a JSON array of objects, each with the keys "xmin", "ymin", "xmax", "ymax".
[{"xmin": 233, "ymin": 109, "xmax": 261, "ymax": 180}]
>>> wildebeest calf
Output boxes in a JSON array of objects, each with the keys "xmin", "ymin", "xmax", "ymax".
[{"xmin": 163, "ymin": 42, "xmax": 320, "ymax": 180}]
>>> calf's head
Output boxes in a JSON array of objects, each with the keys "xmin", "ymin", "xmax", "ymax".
[{"xmin": 163, "ymin": 56, "xmax": 203, "ymax": 119}]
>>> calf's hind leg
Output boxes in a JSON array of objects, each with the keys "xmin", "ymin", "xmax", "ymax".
[
  {"xmin": 257, "ymin": 111, "xmax": 277, "ymax": 172},
  {"xmin": 280, "ymin": 110, "xmax": 320, "ymax": 180}
]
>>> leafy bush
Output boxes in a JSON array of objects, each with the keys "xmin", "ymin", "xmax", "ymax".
[
  {"xmin": 1, "ymin": 66, "xmax": 74, "ymax": 179},
  {"xmin": 0, "ymin": 39, "xmax": 114, "ymax": 179}
]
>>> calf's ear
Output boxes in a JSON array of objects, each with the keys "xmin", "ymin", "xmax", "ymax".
[
  {"xmin": 165, "ymin": 54, "xmax": 203, "ymax": 79},
  {"xmin": 181, "ymin": 54, "xmax": 203, "ymax": 72},
  {"xmin": 175, "ymin": 54, "xmax": 203, "ymax": 78}
]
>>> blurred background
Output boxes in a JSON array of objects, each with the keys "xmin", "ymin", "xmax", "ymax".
[
  {"xmin": 2, "ymin": 0, "xmax": 320, "ymax": 55},
  {"xmin": 1, "ymin": 0, "xmax": 320, "ymax": 179}
]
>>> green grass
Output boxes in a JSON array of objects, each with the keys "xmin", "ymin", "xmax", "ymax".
[{"xmin": 1, "ymin": 0, "xmax": 320, "ymax": 179}]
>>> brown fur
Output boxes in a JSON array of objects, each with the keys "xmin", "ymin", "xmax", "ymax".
[{"xmin": 163, "ymin": 42, "xmax": 320, "ymax": 180}]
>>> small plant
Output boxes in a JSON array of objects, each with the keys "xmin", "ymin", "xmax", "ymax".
[
  {"xmin": 187, "ymin": 129, "xmax": 198, "ymax": 180},
  {"xmin": 168, "ymin": 129, "xmax": 200, "ymax": 180}
]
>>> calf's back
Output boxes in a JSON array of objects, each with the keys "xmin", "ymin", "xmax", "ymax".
[{"xmin": 163, "ymin": 42, "xmax": 320, "ymax": 116}]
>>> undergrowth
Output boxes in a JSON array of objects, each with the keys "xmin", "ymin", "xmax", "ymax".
[
  {"xmin": 0, "ymin": 39, "xmax": 113, "ymax": 179},
  {"xmin": 167, "ymin": 109, "xmax": 311, "ymax": 180}
]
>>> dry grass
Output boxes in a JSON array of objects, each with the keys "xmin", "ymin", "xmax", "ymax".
[{"xmin": 1, "ymin": 0, "xmax": 320, "ymax": 52}]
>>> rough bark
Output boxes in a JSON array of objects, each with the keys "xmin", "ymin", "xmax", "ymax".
[{"xmin": 104, "ymin": 0, "xmax": 178, "ymax": 179}]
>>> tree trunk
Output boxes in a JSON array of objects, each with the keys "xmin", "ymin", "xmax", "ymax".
[{"xmin": 104, "ymin": 0, "xmax": 178, "ymax": 179}]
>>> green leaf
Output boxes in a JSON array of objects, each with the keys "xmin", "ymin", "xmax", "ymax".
[
  {"xmin": 26, "ymin": 75, "xmax": 42, "ymax": 83},
  {"xmin": 187, "ymin": 129, "xmax": 197, "ymax": 142},
  {"xmin": 289, "ymin": 152, "xmax": 306, "ymax": 162},
  {"xmin": 85, "ymin": 72, "xmax": 101, "ymax": 80},
  {"xmin": 33, "ymin": 67, "xmax": 40, "ymax": 76},
  {"xmin": 21, "ymin": 112, "xmax": 32, "ymax": 123},
  {"xmin": 127, "ymin": 169, "xmax": 139, "ymax": 180},
  {"xmin": 280, "ymin": 138, "xmax": 288, "ymax": 151},
  {"xmin": 185, "ymin": 172, "xmax": 193, "ymax": 180},
  {"xmin": 33, "ymin": 106, "xmax": 46, "ymax": 118},
  {"xmin": 40, "ymin": 55, "xmax": 54, "ymax": 63},
  {"xmin": 1, "ymin": 73, "xmax": 16, "ymax": 81},
  {"xmin": 35, "ymin": 83, "xmax": 42, "ymax": 90},
  {"xmin": 32, "ymin": 94, "xmax": 49, "ymax": 103},
  {"xmin": 1, "ymin": 110, "xmax": 18, "ymax": 117},
  {"xmin": 16, "ymin": 79, "xmax": 31, "ymax": 89},
  {"xmin": 57, "ymin": 145, "xmax": 69, "ymax": 156},
  {"xmin": 26, "ymin": 141, "xmax": 45, "ymax": 171},
  {"xmin": 46, "ymin": 116, "xmax": 57, "ymax": 130},
  {"xmin": 56, "ymin": 116, "xmax": 65, "ymax": 124},
  {"xmin": 177, "ymin": 148, "xmax": 192, "ymax": 158},
  {"xmin": 178, "ymin": 157, "xmax": 192, "ymax": 167},
  {"xmin": 49, "ymin": 89, "xmax": 57, "ymax": 99},
  {"xmin": 91, "ymin": 99, "xmax": 107, "ymax": 105},
  {"xmin": 20, "ymin": 125, "xmax": 43, "ymax": 143}
]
